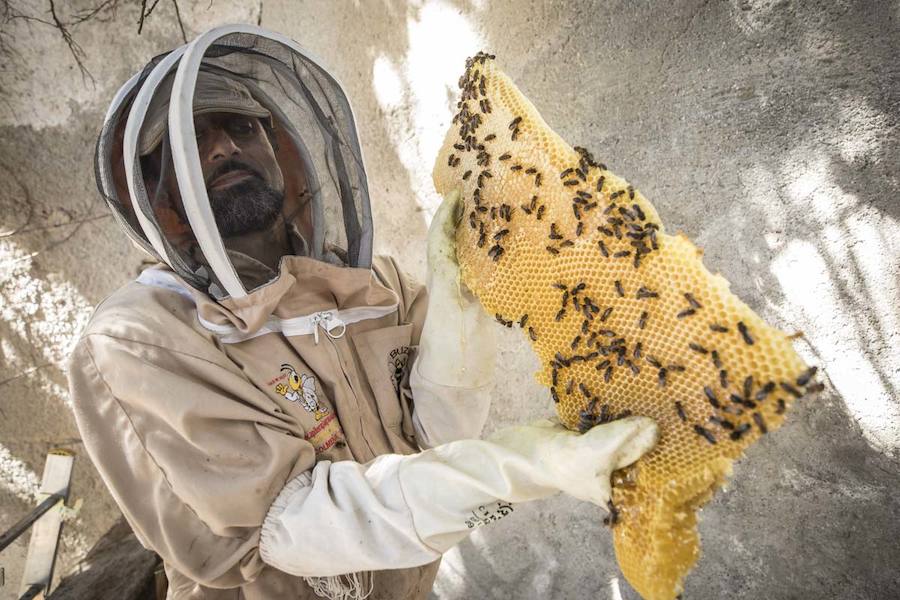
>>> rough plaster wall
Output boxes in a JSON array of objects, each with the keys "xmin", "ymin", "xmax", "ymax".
[{"xmin": 0, "ymin": 1, "xmax": 898, "ymax": 599}]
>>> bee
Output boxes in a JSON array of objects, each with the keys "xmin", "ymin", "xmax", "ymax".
[
  {"xmin": 711, "ymin": 350, "xmax": 723, "ymax": 369},
  {"xmin": 636, "ymin": 286, "xmax": 659, "ymax": 299},
  {"xmin": 628, "ymin": 186, "xmax": 635, "ymax": 200},
  {"xmin": 560, "ymin": 240, "xmax": 574, "ymax": 248},
  {"xmin": 511, "ymin": 164, "xmax": 523, "ymax": 172},
  {"xmin": 604, "ymin": 366, "xmax": 614, "ymax": 382},
  {"xmin": 684, "ymin": 292, "xmax": 701, "ymax": 309},
  {"xmin": 546, "ymin": 245, "xmax": 559, "ymax": 255},
  {"xmin": 709, "ymin": 415, "xmax": 735, "ymax": 430},
  {"xmin": 709, "ymin": 323, "xmax": 729, "ymax": 333},
  {"xmin": 598, "ymin": 226, "xmax": 614, "ymax": 236},
  {"xmin": 614, "ymin": 250, "xmax": 632, "ymax": 258},
  {"xmin": 796, "ymin": 366, "xmax": 818, "ymax": 386},
  {"xmin": 603, "ymin": 203, "xmax": 617, "ymax": 215},
  {"xmin": 646, "ymin": 356, "xmax": 662, "ymax": 368},
  {"xmin": 564, "ymin": 179, "xmax": 579, "ymax": 186},
  {"xmin": 737, "ymin": 321, "xmax": 754, "ymax": 345},
  {"xmin": 743, "ymin": 376, "xmax": 753, "ymax": 401},
  {"xmin": 658, "ymin": 368, "xmax": 668, "ymax": 387},
  {"xmin": 566, "ymin": 379, "xmax": 575, "ymax": 395},
  {"xmin": 484, "ymin": 133, "xmax": 496, "ymax": 141},
  {"xmin": 675, "ymin": 401, "xmax": 687, "ymax": 421},
  {"xmin": 525, "ymin": 167, "xmax": 537, "ymax": 175},
  {"xmin": 780, "ymin": 382, "xmax": 803, "ymax": 398},
  {"xmin": 511, "ymin": 128, "xmax": 520, "ymax": 141},
  {"xmin": 633, "ymin": 342, "xmax": 643, "ymax": 359},
  {"xmin": 468, "ymin": 211, "xmax": 477, "ymax": 229},
  {"xmin": 584, "ymin": 201, "xmax": 598, "ymax": 211},
  {"xmin": 519, "ymin": 314, "xmax": 528, "ymax": 328},
  {"xmin": 573, "ymin": 204, "xmax": 582, "ymax": 220},
  {"xmin": 704, "ymin": 386, "xmax": 721, "ymax": 408},
  {"xmin": 719, "ymin": 369, "xmax": 729, "ymax": 389},
  {"xmin": 573, "ymin": 282, "xmax": 586, "ymax": 293},
  {"xmin": 638, "ymin": 311, "xmax": 649, "ymax": 329},
  {"xmin": 729, "ymin": 423, "xmax": 751, "ymax": 441},
  {"xmin": 618, "ymin": 206, "xmax": 637, "ymax": 221},
  {"xmin": 555, "ymin": 308, "xmax": 566, "ymax": 321},
  {"xmin": 600, "ymin": 307, "xmax": 613, "ymax": 322},
  {"xmin": 597, "ymin": 176, "xmax": 605, "ymax": 192},
  {"xmin": 693, "ymin": 425, "xmax": 717, "ymax": 445},
  {"xmin": 603, "ymin": 500, "xmax": 620, "ymax": 527},
  {"xmin": 508, "ymin": 116, "xmax": 522, "ymax": 130},
  {"xmin": 499, "ymin": 153, "xmax": 512, "ymax": 161},
  {"xmin": 668, "ymin": 364, "xmax": 686, "ymax": 372},
  {"xmin": 615, "ymin": 280, "xmax": 625, "ymax": 297},
  {"xmin": 534, "ymin": 173, "xmax": 543, "ymax": 187},
  {"xmin": 571, "ymin": 335, "xmax": 582, "ymax": 350},
  {"xmin": 477, "ymin": 232, "xmax": 486, "ymax": 248},
  {"xmin": 575, "ymin": 167, "xmax": 587, "ymax": 181},
  {"xmin": 775, "ymin": 398, "xmax": 786, "ymax": 414},
  {"xmin": 488, "ymin": 244, "xmax": 505, "ymax": 261},
  {"xmin": 559, "ymin": 168, "xmax": 575, "ymax": 179},
  {"xmin": 730, "ymin": 394, "xmax": 755, "ymax": 409},
  {"xmin": 463, "ymin": 170, "xmax": 473, "ymax": 180},
  {"xmin": 755, "ymin": 381, "xmax": 775, "ymax": 401},
  {"xmin": 551, "ymin": 387, "xmax": 560, "ymax": 403},
  {"xmin": 677, "ymin": 308, "xmax": 696, "ymax": 319},
  {"xmin": 529, "ymin": 327, "xmax": 538, "ymax": 341},
  {"xmin": 689, "ymin": 342, "xmax": 708, "ymax": 354},
  {"xmin": 581, "ymin": 319, "xmax": 590, "ymax": 334},
  {"xmin": 536, "ymin": 205, "xmax": 546, "ymax": 220}
]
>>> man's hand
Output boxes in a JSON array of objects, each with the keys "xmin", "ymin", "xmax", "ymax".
[{"xmin": 488, "ymin": 416, "xmax": 659, "ymax": 507}]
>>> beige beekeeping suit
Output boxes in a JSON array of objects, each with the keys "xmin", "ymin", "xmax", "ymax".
[{"xmin": 70, "ymin": 254, "xmax": 444, "ymax": 599}]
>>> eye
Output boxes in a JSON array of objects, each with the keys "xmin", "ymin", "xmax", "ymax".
[{"xmin": 229, "ymin": 117, "xmax": 255, "ymax": 136}]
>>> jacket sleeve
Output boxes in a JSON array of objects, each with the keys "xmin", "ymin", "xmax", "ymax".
[
  {"xmin": 68, "ymin": 332, "xmax": 315, "ymax": 588},
  {"xmin": 373, "ymin": 255, "xmax": 493, "ymax": 449}
]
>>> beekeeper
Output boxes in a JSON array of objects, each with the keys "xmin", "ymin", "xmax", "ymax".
[{"xmin": 69, "ymin": 25, "xmax": 658, "ymax": 600}]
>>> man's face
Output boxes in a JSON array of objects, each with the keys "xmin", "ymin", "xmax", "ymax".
[{"xmin": 149, "ymin": 111, "xmax": 286, "ymax": 238}]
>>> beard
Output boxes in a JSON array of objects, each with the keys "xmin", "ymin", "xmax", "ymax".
[{"xmin": 208, "ymin": 175, "xmax": 284, "ymax": 237}]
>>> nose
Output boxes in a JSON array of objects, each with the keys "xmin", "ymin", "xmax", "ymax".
[{"xmin": 204, "ymin": 127, "xmax": 241, "ymax": 163}]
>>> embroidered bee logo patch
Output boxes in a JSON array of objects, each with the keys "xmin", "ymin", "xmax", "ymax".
[{"xmin": 275, "ymin": 364, "xmax": 330, "ymax": 421}]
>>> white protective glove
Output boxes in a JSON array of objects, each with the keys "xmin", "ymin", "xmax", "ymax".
[
  {"xmin": 410, "ymin": 189, "xmax": 497, "ymax": 447},
  {"xmin": 260, "ymin": 415, "xmax": 658, "ymax": 577}
]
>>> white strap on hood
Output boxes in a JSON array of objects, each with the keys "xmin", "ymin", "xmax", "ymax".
[
  {"xmin": 122, "ymin": 47, "xmax": 187, "ymax": 269},
  {"xmin": 169, "ymin": 28, "xmax": 249, "ymax": 299},
  {"xmin": 136, "ymin": 269, "xmax": 398, "ymax": 344}
]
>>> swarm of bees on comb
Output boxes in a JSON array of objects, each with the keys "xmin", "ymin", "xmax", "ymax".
[{"xmin": 432, "ymin": 53, "xmax": 824, "ymax": 600}]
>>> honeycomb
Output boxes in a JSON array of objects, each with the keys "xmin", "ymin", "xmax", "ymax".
[{"xmin": 431, "ymin": 54, "xmax": 821, "ymax": 600}]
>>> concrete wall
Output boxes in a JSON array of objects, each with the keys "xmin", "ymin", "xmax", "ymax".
[{"xmin": 1, "ymin": 1, "xmax": 898, "ymax": 598}]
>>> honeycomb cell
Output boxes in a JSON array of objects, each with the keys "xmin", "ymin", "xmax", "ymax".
[{"xmin": 432, "ymin": 54, "xmax": 820, "ymax": 600}]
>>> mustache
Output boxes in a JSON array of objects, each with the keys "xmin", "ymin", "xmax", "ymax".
[{"xmin": 206, "ymin": 160, "xmax": 264, "ymax": 186}]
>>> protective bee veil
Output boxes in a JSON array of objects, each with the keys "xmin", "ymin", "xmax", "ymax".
[{"xmin": 95, "ymin": 25, "xmax": 373, "ymax": 299}]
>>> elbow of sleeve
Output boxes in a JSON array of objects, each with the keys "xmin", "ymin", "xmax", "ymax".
[{"xmin": 259, "ymin": 458, "xmax": 441, "ymax": 577}]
